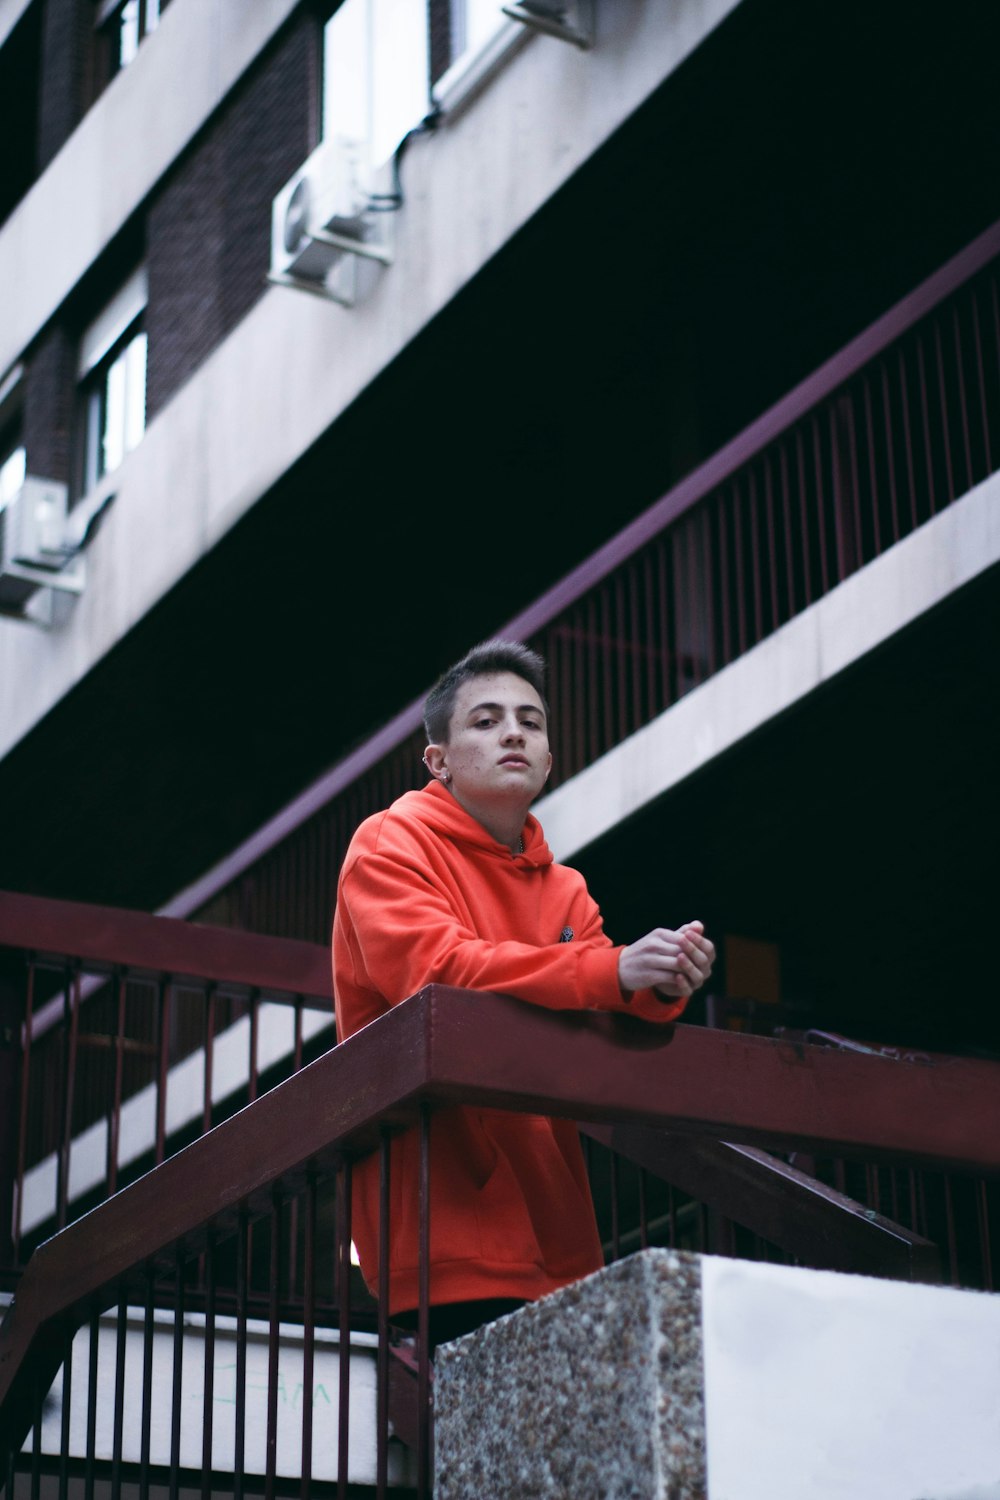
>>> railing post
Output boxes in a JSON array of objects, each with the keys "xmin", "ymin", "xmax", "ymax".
[{"xmin": 0, "ymin": 976, "xmax": 22, "ymax": 1281}]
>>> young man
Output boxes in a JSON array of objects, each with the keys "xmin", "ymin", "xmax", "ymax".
[{"xmin": 332, "ymin": 640, "xmax": 714, "ymax": 1346}]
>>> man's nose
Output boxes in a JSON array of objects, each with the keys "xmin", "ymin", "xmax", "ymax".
[{"xmin": 501, "ymin": 718, "xmax": 525, "ymax": 741}]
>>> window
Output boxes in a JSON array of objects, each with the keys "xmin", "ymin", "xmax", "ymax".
[
  {"xmin": 93, "ymin": 0, "xmax": 168, "ymax": 90},
  {"xmin": 0, "ymin": 437, "xmax": 26, "ymax": 516},
  {"xmin": 323, "ymin": 0, "xmax": 429, "ymax": 172},
  {"xmin": 0, "ymin": 365, "xmax": 26, "ymax": 517},
  {"xmin": 451, "ymin": 0, "xmax": 507, "ymax": 57},
  {"xmin": 77, "ymin": 267, "xmax": 148, "ymax": 498},
  {"xmin": 431, "ymin": 1, "xmax": 524, "ymax": 113}
]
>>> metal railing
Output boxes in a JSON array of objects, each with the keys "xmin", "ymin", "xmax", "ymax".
[
  {"xmin": 0, "ymin": 891, "xmax": 334, "ymax": 1281},
  {"xmin": 182, "ymin": 217, "xmax": 1000, "ymax": 945},
  {"xmin": 2, "ymin": 980, "xmax": 999, "ymax": 1498}
]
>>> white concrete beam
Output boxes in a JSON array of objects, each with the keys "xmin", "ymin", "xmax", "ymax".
[
  {"xmin": 0, "ymin": 0, "xmax": 32, "ymax": 52},
  {"xmin": 533, "ymin": 477, "xmax": 1000, "ymax": 863}
]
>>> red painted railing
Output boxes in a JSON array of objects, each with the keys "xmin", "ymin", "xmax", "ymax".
[
  {"xmin": 173, "ymin": 217, "xmax": 1000, "ymax": 945},
  {"xmin": 0, "ymin": 891, "xmax": 334, "ymax": 1279},
  {"xmin": 3, "ymin": 891, "xmax": 1000, "ymax": 1500}
]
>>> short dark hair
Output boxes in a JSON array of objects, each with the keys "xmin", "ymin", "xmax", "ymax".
[{"xmin": 423, "ymin": 640, "xmax": 548, "ymax": 744}]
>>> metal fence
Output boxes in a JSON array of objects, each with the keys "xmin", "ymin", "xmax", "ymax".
[
  {"xmin": 3, "ymin": 981, "xmax": 999, "ymax": 1499},
  {"xmin": 187, "ymin": 220, "xmax": 1000, "ymax": 945}
]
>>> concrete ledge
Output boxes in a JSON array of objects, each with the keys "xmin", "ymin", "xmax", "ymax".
[
  {"xmin": 434, "ymin": 1249, "xmax": 706, "ymax": 1500},
  {"xmin": 435, "ymin": 1249, "xmax": 1000, "ymax": 1500}
]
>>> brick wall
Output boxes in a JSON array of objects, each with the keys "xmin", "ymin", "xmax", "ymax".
[
  {"xmin": 22, "ymin": 326, "xmax": 76, "ymax": 488},
  {"xmin": 37, "ymin": 0, "xmax": 90, "ymax": 172},
  {"xmin": 145, "ymin": 11, "xmax": 319, "ymax": 421}
]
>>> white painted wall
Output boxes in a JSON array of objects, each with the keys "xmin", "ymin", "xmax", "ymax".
[
  {"xmin": 534, "ymin": 478, "xmax": 1000, "ymax": 863},
  {"xmin": 0, "ymin": 0, "xmax": 742, "ymax": 760}
]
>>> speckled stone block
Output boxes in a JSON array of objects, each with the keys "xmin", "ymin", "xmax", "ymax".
[{"xmin": 434, "ymin": 1249, "xmax": 705, "ymax": 1500}]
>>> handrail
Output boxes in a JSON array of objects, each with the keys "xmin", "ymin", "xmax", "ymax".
[
  {"xmin": 161, "ymin": 214, "xmax": 1000, "ymax": 923},
  {"xmin": 581, "ymin": 1124, "xmax": 941, "ymax": 1283},
  {"xmin": 0, "ymin": 889, "xmax": 333, "ymax": 999},
  {"xmin": 3, "ymin": 984, "xmax": 998, "ymax": 1462}
]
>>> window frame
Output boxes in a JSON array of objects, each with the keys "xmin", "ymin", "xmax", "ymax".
[{"xmin": 76, "ymin": 267, "xmax": 149, "ymax": 502}]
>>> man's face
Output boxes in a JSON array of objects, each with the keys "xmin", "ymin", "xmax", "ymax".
[{"xmin": 430, "ymin": 671, "xmax": 552, "ymax": 807}]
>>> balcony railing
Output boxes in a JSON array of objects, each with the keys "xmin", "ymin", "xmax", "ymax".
[
  {"xmin": 2, "ymin": 897, "xmax": 999, "ymax": 1498},
  {"xmin": 0, "ymin": 891, "xmax": 334, "ymax": 1281},
  {"xmin": 179, "ymin": 216, "xmax": 1000, "ymax": 945}
]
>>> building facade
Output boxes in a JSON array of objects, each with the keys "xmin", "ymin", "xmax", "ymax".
[{"xmin": 0, "ymin": 0, "xmax": 998, "ymax": 1059}]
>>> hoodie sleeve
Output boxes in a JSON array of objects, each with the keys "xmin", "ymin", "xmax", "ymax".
[{"xmin": 337, "ymin": 850, "xmax": 685, "ymax": 1025}]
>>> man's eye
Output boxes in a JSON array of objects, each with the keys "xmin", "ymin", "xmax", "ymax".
[
  {"xmin": 522, "ymin": 718, "xmax": 540, "ymax": 729},
  {"xmin": 475, "ymin": 717, "xmax": 494, "ymax": 728}
]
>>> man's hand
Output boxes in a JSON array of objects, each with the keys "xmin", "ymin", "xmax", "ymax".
[{"xmin": 618, "ymin": 921, "xmax": 716, "ymax": 1000}]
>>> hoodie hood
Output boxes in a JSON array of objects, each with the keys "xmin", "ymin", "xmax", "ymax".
[{"xmin": 389, "ymin": 780, "xmax": 554, "ymax": 869}]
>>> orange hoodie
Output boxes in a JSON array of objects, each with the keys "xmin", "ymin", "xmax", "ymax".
[{"xmin": 333, "ymin": 781, "xmax": 684, "ymax": 1315}]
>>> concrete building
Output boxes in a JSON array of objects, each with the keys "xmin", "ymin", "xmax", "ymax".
[{"xmin": 1, "ymin": 3, "xmax": 999, "ymax": 1485}]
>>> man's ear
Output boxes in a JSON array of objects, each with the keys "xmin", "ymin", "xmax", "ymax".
[{"xmin": 423, "ymin": 743, "xmax": 449, "ymax": 781}]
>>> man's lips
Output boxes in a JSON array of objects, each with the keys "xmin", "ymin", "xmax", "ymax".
[{"xmin": 499, "ymin": 755, "xmax": 529, "ymax": 767}]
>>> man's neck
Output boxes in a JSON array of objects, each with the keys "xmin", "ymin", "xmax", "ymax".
[{"xmin": 445, "ymin": 786, "xmax": 528, "ymax": 854}]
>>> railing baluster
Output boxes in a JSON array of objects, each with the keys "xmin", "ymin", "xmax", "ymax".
[
  {"xmin": 156, "ymin": 979, "xmax": 172, "ymax": 1167},
  {"xmin": 266, "ymin": 1189, "xmax": 282, "ymax": 1500},
  {"xmin": 30, "ymin": 1369, "xmax": 41, "ymax": 1500},
  {"xmin": 13, "ymin": 955, "xmax": 36, "ymax": 1267},
  {"xmin": 301, "ymin": 1176, "xmax": 317, "ymax": 1500},
  {"xmin": 203, "ymin": 983, "xmax": 216, "ymax": 1137},
  {"xmin": 747, "ymin": 465, "xmax": 764, "ymax": 645},
  {"xmin": 811, "ymin": 413, "xmax": 831, "ymax": 595},
  {"xmin": 970, "ymin": 284, "xmax": 993, "ymax": 476},
  {"xmin": 107, "ymin": 970, "xmax": 127, "ymax": 1197},
  {"xmin": 57, "ymin": 966, "xmax": 82, "ymax": 1232},
  {"xmin": 202, "ymin": 1228, "xmax": 217, "ymax": 1500},
  {"xmin": 879, "ymin": 361, "xmax": 901, "ymax": 544},
  {"xmin": 376, "ymin": 1134, "xmax": 391, "ymax": 1500},
  {"xmin": 337, "ymin": 1160, "xmax": 353, "ymax": 1500},
  {"xmin": 85, "ymin": 1305, "xmax": 99, "ymax": 1500},
  {"xmin": 779, "ymin": 440, "xmax": 796, "ymax": 619},
  {"xmin": 417, "ymin": 1105, "xmax": 432, "ymax": 1500},
  {"xmin": 717, "ymin": 487, "xmax": 732, "ymax": 667},
  {"xmin": 140, "ymin": 1269, "xmax": 154, "ymax": 1500},
  {"xmin": 58, "ymin": 1323, "xmax": 73, "ymax": 1500},
  {"xmin": 862, "ymin": 374, "xmax": 881, "ymax": 558},
  {"xmin": 951, "ymin": 302, "xmax": 975, "ymax": 494},
  {"xmin": 248, "ymin": 988, "xmax": 260, "ymax": 1103},
  {"xmin": 111, "ymin": 1290, "xmax": 127, "ymax": 1500},
  {"xmin": 897, "ymin": 343, "xmax": 920, "ymax": 532},
  {"xmin": 915, "ymin": 332, "xmax": 937, "ymax": 515},
  {"xmin": 235, "ymin": 1208, "xmax": 249, "ymax": 1500},
  {"xmin": 795, "ymin": 426, "xmax": 813, "ymax": 606},
  {"xmin": 733, "ymin": 478, "xmax": 748, "ymax": 657},
  {"xmin": 762, "ymin": 452, "xmax": 780, "ymax": 633},
  {"xmin": 169, "ymin": 1245, "xmax": 185, "ymax": 1500}
]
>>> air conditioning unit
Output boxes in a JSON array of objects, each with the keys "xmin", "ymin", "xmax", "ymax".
[
  {"xmin": 270, "ymin": 135, "xmax": 369, "ymax": 283},
  {"xmin": 0, "ymin": 476, "xmax": 79, "ymax": 618}
]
